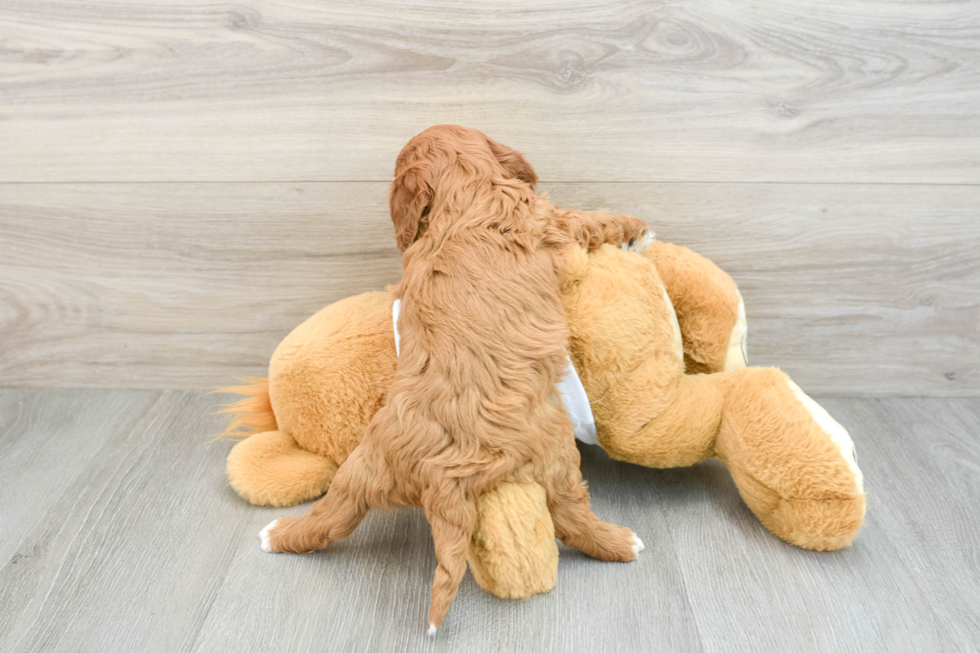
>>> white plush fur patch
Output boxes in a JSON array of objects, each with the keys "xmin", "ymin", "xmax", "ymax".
[
  {"xmin": 392, "ymin": 299, "xmax": 402, "ymax": 357},
  {"xmin": 786, "ymin": 380, "xmax": 864, "ymax": 494},
  {"xmin": 661, "ymin": 286, "xmax": 684, "ymax": 363},
  {"xmin": 724, "ymin": 293, "xmax": 748, "ymax": 371},
  {"xmin": 555, "ymin": 359, "xmax": 599, "ymax": 445}
]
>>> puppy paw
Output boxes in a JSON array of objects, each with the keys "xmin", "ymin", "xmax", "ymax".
[
  {"xmin": 621, "ymin": 230, "xmax": 655, "ymax": 253},
  {"xmin": 631, "ymin": 532, "xmax": 645, "ymax": 558},
  {"xmin": 427, "ymin": 624, "xmax": 438, "ymax": 637},
  {"xmin": 589, "ymin": 522, "xmax": 645, "ymax": 562},
  {"xmin": 259, "ymin": 519, "xmax": 280, "ymax": 553}
]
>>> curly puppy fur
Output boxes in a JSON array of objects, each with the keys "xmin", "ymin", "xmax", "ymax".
[{"xmin": 261, "ymin": 125, "xmax": 649, "ymax": 632}]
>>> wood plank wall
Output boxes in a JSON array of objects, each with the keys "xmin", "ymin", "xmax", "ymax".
[{"xmin": 1, "ymin": 0, "xmax": 978, "ymax": 394}]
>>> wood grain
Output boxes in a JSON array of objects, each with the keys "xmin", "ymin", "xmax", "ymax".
[
  {"xmin": 1, "ymin": 0, "xmax": 978, "ymax": 183},
  {"xmin": 0, "ymin": 391, "xmax": 254, "ymax": 653},
  {"xmin": 831, "ymin": 397, "xmax": 980, "ymax": 649},
  {"xmin": 0, "ymin": 389, "xmax": 159, "ymax": 564},
  {"xmin": 1, "ymin": 182, "xmax": 977, "ymax": 395},
  {"xmin": 1, "ymin": 390, "xmax": 978, "ymax": 652},
  {"xmin": 0, "ymin": 182, "xmax": 403, "ymax": 389}
]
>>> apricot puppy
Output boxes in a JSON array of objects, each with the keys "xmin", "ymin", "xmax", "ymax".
[{"xmin": 260, "ymin": 125, "xmax": 648, "ymax": 633}]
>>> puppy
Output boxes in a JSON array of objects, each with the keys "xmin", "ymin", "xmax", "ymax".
[{"xmin": 260, "ymin": 125, "xmax": 650, "ymax": 633}]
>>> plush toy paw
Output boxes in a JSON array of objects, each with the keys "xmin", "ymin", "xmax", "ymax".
[{"xmin": 259, "ymin": 519, "xmax": 280, "ymax": 553}]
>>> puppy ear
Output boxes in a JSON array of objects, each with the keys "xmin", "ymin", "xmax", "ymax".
[
  {"xmin": 486, "ymin": 137, "xmax": 538, "ymax": 189},
  {"xmin": 389, "ymin": 164, "xmax": 433, "ymax": 251}
]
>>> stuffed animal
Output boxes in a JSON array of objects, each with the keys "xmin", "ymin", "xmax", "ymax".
[{"xmin": 219, "ymin": 238, "xmax": 865, "ymax": 600}]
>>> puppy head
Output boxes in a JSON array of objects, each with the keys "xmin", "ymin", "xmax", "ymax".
[{"xmin": 389, "ymin": 125, "xmax": 538, "ymax": 251}]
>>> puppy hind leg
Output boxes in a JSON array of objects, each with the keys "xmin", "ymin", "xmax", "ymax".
[
  {"xmin": 261, "ymin": 444, "xmax": 386, "ymax": 553},
  {"xmin": 424, "ymin": 495, "xmax": 477, "ymax": 635},
  {"xmin": 547, "ymin": 476, "xmax": 642, "ymax": 563}
]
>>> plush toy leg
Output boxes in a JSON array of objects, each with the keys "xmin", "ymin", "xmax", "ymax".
[
  {"xmin": 564, "ymin": 244, "xmax": 864, "ymax": 549},
  {"xmin": 714, "ymin": 368, "xmax": 865, "ymax": 551},
  {"xmin": 467, "ymin": 483, "xmax": 559, "ymax": 599},
  {"xmin": 644, "ymin": 241, "xmax": 746, "ymax": 373},
  {"xmin": 227, "ymin": 430, "xmax": 338, "ymax": 507},
  {"xmin": 563, "ymin": 244, "xmax": 726, "ymax": 467},
  {"xmin": 598, "ymin": 371, "xmax": 729, "ymax": 468}
]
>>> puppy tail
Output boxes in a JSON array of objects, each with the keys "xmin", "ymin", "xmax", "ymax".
[{"xmin": 212, "ymin": 377, "xmax": 278, "ymax": 439}]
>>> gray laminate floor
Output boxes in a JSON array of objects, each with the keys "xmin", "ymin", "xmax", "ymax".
[{"xmin": 0, "ymin": 390, "xmax": 977, "ymax": 653}]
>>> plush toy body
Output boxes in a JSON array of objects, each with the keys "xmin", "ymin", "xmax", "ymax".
[{"xmin": 221, "ymin": 240, "xmax": 865, "ymax": 599}]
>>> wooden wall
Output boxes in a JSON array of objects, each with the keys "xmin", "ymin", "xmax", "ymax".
[{"xmin": 1, "ymin": 0, "xmax": 978, "ymax": 395}]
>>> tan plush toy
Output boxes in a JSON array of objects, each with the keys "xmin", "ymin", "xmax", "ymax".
[{"xmin": 219, "ymin": 239, "xmax": 865, "ymax": 600}]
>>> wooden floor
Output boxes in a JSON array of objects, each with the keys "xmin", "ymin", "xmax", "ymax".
[{"xmin": 0, "ymin": 389, "xmax": 977, "ymax": 653}]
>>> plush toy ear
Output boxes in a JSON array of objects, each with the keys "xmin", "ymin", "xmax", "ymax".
[
  {"xmin": 486, "ymin": 137, "xmax": 538, "ymax": 189},
  {"xmin": 389, "ymin": 164, "xmax": 434, "ymax": 252}
]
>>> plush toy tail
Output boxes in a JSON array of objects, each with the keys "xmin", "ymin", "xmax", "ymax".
[
  {"xmin": 226, "ymin": 430, "xmax": 338, "ymax": 507},
  {"xmin": 213, "ymin": 377, "xmax": 278, "ymax": 438}
]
